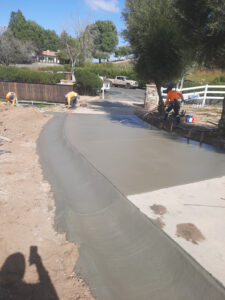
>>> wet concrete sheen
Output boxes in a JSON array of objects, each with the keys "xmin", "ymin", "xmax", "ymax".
[{"xmin": 38, "ymin": 112, "xmax": 225, "ymax": 300}]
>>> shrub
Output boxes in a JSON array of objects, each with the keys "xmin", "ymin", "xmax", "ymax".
[
  {"xmin": 39, "ymin": 62, "xmax": 145, "ymax": 87},
  {"xmin": 84, "ymin": 62, "xmax": 137, "ymax": 80},
  {"xmin": 75, "ymin": 69, "xmax": 103, "ymax": 95},
  {"xmin": 0, "ymin": 65, "xmax": 64, "ymax": 84},
  {"xmin": 212, "ymin": 75, "xmax": 225, "ymax": 85},
  {"xmin": 38, "ymin": 66, "xmax": 65, "ymax": 73},
  {"xmin": 38, "ymin": 64, "xmax": 72, "ymax": 73}
]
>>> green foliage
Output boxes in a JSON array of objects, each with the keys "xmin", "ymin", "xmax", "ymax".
[
  {"xmin": 175, "ymin": 0, "xmax": 225, "ymax": 69},
  {"xmin": 58, "ymin": 31, "xmax": 76, "ymax": 63},
  {"xmin": 75, "ymin": 69, "xmax": 103, "ymax": 95},
  {"xmin": 84, "ymin": 62, "xmax": 137, "ymax": 79},
  {"xmin": 122, "ymin": 0, "xmax": 191, "ymax": 105},
  {"xmin": 9, "ymin": 10, "xmax": 60, "ymax": 51},
  {"xmin": 90, "ymin": 20, "xmax": 118, "ymax": 62},
  {"xmin": 115, "ymin": 46, "xmax": 132, "ymax": 59},
  {"xmin": 211, "ymin": 76, "xmax": 225, "ymax": 85},
  {"xmin": 0, "ymin": 65, "xmax": 64, "ymax": 84},
  {"xmin": 38, "ymin": 66, "xmax": 65, "ymax": 72},
  {"xmin": 183, "ymin": 81, "xmax": 201, "ymax": 88},
  {"xmin": 0, "ymin": 29, "xmax": 33, "ymax": 65},
  {"xmin": 39, "ymin": 62, "xmax": 147, "ymax": 86},
  {"xmin": 175, "ymin": 0, "xmax": 225, "ymax": 128}
]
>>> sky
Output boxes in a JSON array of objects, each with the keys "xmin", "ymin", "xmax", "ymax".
[{"xmin": 0, "ymin": 0, "xmax": 127, "ymax": 45}]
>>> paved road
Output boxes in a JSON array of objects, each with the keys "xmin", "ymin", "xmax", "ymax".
[
  {"xmin": 38, "ymin": 88, "xmax": 225, "ymax": 300},
  {"xmin": 106, "ymin": 86, "xmax": 145, "ymax": 103}
]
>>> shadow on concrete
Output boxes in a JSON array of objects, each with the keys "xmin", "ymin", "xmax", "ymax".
[
  {"xmin": 0, "ymin": 246, "xmax": 59, "ymax": 300},
  {"xmin": 91, "ymin": 100, "xmax": 155, "ymax": 129}
]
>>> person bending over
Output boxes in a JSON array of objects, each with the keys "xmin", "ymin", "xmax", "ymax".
[
  {"xmin": 65, "ymin": 91, "xmax": 78, "ymax": 109},
  {"xmin": 164, "ymin": 84, "xmax": 184, "ymax": 125},
  {"xmin": 6, "ymin": 92, "xmax": 17, "ymax": 106}
]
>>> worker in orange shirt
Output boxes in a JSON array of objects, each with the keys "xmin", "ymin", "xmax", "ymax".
[
  {"xmin": 65, "ymin": 91, "xmax": 78, "ymax": 109},
  {"xmin": 164, "ymin": 84, "xmax": 184, "ymax": 124},
  {"xmin": 6, "ymin": 92, "xmax": 17, "ymax": 106}
]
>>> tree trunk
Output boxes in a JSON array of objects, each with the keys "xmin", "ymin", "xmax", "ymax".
[
  {"xmin": 71, "ymin": 62, "xmax": 76, "ymax": 82},
  {"xmin": 99, "ymin": 58, "xmax": 102, "ymax": 63},
  {"xmin": 156, "ymin": 82, "xmax": 164, "ymax": 114},
  {"xmin": 219, "ymin": 97, "xmax": 225, "ymax": 134}
]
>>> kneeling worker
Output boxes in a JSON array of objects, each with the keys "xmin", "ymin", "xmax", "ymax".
[
  {"xmin": 65, "ymin": 91, "xmax": 78, "ymax": 108},
  {"xmin": 164, "ymin": 84, "xmax": 184, "ymax": 125},
  {"xmin": 6, "ymin": 92, "xmax": 17, "ymax": 106}
]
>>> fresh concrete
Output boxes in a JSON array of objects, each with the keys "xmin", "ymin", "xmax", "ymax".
[
  {"xmin": 65, "ymin": 112, "xmax": 225, "ymax": 195},
  {"xmin": 38, "ymin": 99, "xmax": 225, "ymax": 300}
]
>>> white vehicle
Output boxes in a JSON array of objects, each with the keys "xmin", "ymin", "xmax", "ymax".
[{"xmin": 109, "ymin": 76, "xmax": 138, "ymax": 88}]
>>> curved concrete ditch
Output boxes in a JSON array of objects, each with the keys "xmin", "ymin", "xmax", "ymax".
[{"xmin": 38, "ymin": 112, "xmax": 225, "ymax": 300}]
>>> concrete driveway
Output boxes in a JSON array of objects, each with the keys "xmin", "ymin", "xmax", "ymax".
[{"xmin": 38, "ymin": 88, "xmax": 225, "ymax": 300}]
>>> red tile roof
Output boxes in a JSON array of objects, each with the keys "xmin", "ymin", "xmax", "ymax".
[{"xmin": 41, "ymin": 50, "xmax": 58, "ymax": 57}]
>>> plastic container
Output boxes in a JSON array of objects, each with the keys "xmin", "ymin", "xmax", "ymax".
[{"xmin": 185, "ymin": 114, "xmax": 196, "ymax": 123}]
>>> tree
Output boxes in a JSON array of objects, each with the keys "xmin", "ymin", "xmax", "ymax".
[
  {"xmin": 90, "ymin": 20, "xmax": 118, "ymax": 63},
  {"xmin": 115, "ymin": 45, "xmax": 132, "ymax": 60},
  {"xmin": 123, "ymin": 0, "xmax": 191, "ymax": 111},
  {"xmin": 0, "ymin": 29, "xmax": 33, "ymax": 65},
  {"xmin": 59, "ymin": 18, "xmax": 93, "ymax": 81},
  {"xmin": 175, "ymin": 0, "xmax": 225, "ymax": 130},
  {"xmin": 9, "ymin": 10, "xmax": 59, "ymax": 51}
]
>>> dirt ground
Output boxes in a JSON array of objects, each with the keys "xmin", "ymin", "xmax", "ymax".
[
  {"xmin": 0, "ymin": 102, "xmax": 94, "ymax": 300},
  {"xmin": 150, "ymin": 204, "xmax": 167, "ymax": 216},
  {"xmin": 182, "ymin": 104, "xmax": 222, "ymax": 128},
  {"xmin": 176, "ymin": 223, "xmax": 205, "ymax": 245}
]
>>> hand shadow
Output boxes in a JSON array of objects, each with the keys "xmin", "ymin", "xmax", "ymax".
[{"xmin": 0, "ymin": 246, "xmax": 59, "ymax": 300}]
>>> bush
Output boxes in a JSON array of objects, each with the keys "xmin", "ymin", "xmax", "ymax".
[
  {"xmin": 39, "ymin": 62, "xmax": 146, "ymax": 87},
  {"xmin": 38, "ymin": 64, "xmax": 71, "ymax": 73},
  {"xmin": 38, "ymin": 66, "xmax": 65, "ymax": 73},
  {"xmin": 212, "ymin": 75, "xmax": 225, "ymax": 85},
  {"xmin": 0, "ymin": 65, "xmax": 64, "ymax": 84},
  {"xmin": 84, "ymin": 62, "xmax": 137, "ymax": 80},
  {"xmin": 75, "ymin": 69, "xmax": 103, "ymax": 95}
]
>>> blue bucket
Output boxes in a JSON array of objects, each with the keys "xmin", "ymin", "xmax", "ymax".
[{"xmin": 185, "ymin": 114, "xmax": 194, "ymax": 123}]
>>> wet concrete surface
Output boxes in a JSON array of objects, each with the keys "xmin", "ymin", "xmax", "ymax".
[
  {"xmin": 64, "ymin": 113, "xmax": 225, "ymax": 195},
  {"xmin": 38, "ymin": 98, "xmax": 225, "ymax": 300}
]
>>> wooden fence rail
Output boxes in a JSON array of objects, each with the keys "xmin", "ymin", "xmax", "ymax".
[{"xmin": 0, "ymin": 82, "xmax": 75, "ymax": 103}]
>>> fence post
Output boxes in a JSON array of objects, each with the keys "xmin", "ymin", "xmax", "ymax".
[{"xmin": 202, "ymin": 84, "xmax": 208, "ymax": 106}]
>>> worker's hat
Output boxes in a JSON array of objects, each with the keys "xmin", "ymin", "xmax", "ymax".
[
  {"xmin": 9, "ymin": 93, "xmax": 15, "ymax": 99},
  {"xmin": 165, "ymin": 84, "xmax": 174, "ymax": 93}
]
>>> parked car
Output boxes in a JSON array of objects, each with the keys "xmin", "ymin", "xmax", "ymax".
[{"xmin": 108, "ymin": 76, "xmax": 138, "ymax": 88}]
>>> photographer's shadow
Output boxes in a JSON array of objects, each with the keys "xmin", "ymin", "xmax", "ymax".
[{"xmin": 0, "ymin": 246, "xmax": 59, "ymax": 300}]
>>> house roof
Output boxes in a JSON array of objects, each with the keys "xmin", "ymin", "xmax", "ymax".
[{"xmin": 41, "ymin": 50, "xmax": 58, "ymax": 57}]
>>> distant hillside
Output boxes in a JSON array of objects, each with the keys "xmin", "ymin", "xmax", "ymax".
[
  {"xmin": 112, "ymin": 59, "xmax": 134, "ymax": 66},
  {"xmin": 185, "ymin": 68, "xmax": 225, "ymax": 87}
]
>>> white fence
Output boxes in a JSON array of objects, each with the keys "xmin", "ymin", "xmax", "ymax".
[{"xmin": 161, "ymin": 85, "xmax": 225, "ymax": 106}]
